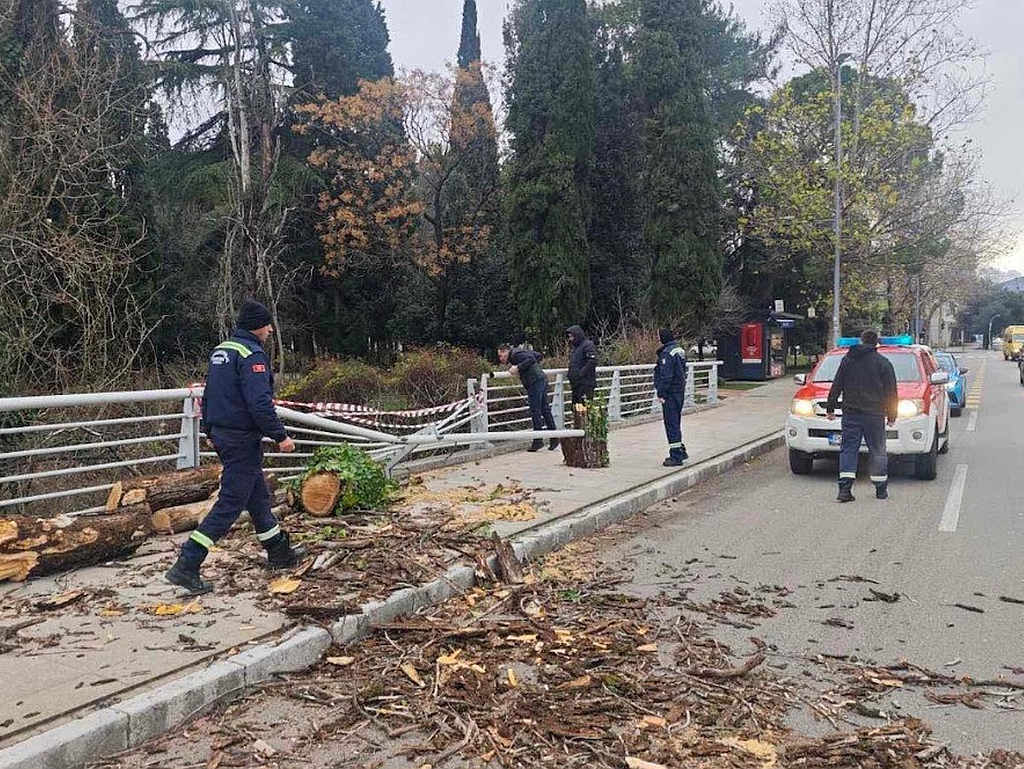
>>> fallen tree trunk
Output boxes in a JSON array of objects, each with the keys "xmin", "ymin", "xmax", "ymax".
[
  {"xmin": 106, "ymin": 467, "xmax": 222, "ymax": 511},
  {"xmin": 0, "ymin": 510, "xmax": 152, "ymax": 582}
]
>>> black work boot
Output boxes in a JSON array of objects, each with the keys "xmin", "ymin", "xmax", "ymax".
[
  {"xmin": 679, "ymin": 444, "xmax": 689, "ymax": 461},
  {"xmin": 874, "ymin": 483, "xmax": 889, "ymax": 500},
  {"xmin": 662, "ymin": 456, "xmax": 684, "ymax": 467},
  {"xmin": 165, "ymin": 557, "xmax": 214, "ymax": 595},
  {"xmin": 548, "ymin": 438, "xmax": 560, "ymax": 451},
  {"xmin": 265, "ymin": 531, "xmax": 308, "ymax": 570},
  {"xmin": 527, "ymin": 439, "xmax": 544, "ymax": 452},
  {"xmin": 836, "ymin": 480, "xmax": 855, "ymax": 503}
]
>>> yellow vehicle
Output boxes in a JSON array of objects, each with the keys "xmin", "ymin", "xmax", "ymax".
[{"xmin": 1003, "ymin": 325, "xmax": 1024, "ymax": 360}]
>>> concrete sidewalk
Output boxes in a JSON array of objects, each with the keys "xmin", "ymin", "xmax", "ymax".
[{"xmin": 0, "ymin": 378, "xmax": 792, "ymax": 755}]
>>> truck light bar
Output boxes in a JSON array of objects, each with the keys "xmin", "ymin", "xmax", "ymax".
[{"xmin": 837, "ymin": 335, "xmax": 913, "ymax": 348}]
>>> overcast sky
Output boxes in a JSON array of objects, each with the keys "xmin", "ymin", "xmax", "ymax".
[{"xmin": 378, "ymin": 0, "xmax": 1024, "ymax": 272}]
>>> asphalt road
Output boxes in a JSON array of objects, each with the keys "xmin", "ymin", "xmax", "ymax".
[{"xmin": 595, "ymin": 347, "xmax": 1024, "ymax": 756}]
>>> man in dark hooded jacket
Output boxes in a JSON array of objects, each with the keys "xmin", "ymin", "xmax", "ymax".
[
  {"xmin": 498, "ymin": 343, "xmax": 559, "ymax": 452},
  {"xmin": 825, "ymin": 329, "xmax": 898, "ymax": 502},
  {"xmin": 654, "ymin": 328, "xmax": 688, "ymax": 466},
  {"xmin": 566, "ymin": 325, "xmax": 598, "ymax": 405}
]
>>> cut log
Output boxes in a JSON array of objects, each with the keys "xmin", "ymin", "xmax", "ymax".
[
  {"xmin": 561, "ymin": 410, "xmax": 609, "ymax": 468},
  {"xmin": 150, "ymin": 495, "xmax": 217, "ymax": 534},
  {"xmin": 0, "ymin": 510, "xmax": 152, "ymax": 582},
  {"xmin": 106, "ymin": 467, "xmax": 222, "ymax": 511},
  {"xmin": 301, "ymin": 472, "xmax": 343, "ymax": 517}
]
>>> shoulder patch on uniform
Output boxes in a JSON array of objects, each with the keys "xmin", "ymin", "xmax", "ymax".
[{"xmin": 251, "ymin": 363, "xmax": 267, "ymax": 373}]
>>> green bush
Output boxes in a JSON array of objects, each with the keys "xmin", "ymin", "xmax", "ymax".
[
  {"xmin": 279, "ymin": 358, "xmax": 384, "ymax": 406},
  {"xmin": 297, "ymin": 444, "xmax": 396, "ymax": 512},
  {"xmin": 389, "ymin": 346, "xmax": 491, "ymax": 408}
]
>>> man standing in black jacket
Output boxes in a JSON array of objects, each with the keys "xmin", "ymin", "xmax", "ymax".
[
  {"xmin": 825, "ymin": 330, "xmax": 898, "ymax": 502},
  {"xmin": 498, "ymin": 343, "xmax": 559, "ymax": 452},
  {"xmin": 566, "ymin": 325, "xmax": 598, "ymax": 405}
]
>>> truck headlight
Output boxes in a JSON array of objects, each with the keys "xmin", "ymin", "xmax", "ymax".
[
  {"xmin": 791, "ymin": 399, "xmax": 815, "ymax": 417},
  {"xmin": 896, "ymin": 399, "xmax": 924, "ymax": 418}
]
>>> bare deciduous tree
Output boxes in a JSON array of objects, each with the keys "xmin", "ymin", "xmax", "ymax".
[{"xmin": 0, "ymin": 5, "xmax": 153, "ymax": 391}]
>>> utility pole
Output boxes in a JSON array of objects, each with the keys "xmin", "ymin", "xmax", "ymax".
[
  {"xmin": 832, "ymin": 58, "xmax": 843, "ymax": 348},
  {"xmin": 915, "ymin": 274, "xmax": 921, "ymax": 343}
]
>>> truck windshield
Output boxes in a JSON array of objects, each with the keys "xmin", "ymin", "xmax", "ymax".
[
  {"xmin": 813, "ymin": 351, "xmax": 922, "ymax": 382},
  {"xmin": 1013, "ymin": 334, "xmax": 1024, "ymax": 342}
]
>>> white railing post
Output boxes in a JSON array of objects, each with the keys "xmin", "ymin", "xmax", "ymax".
[
  {"xmin": 552, "ymin": 373, "xmax": 565, "ymax": 429},
  {"xmin": 608, "ymin": 369, "xmax": 622, "ymax": 422},
  {"xmin": 708, "ymin": 363, "xmax": 719, "ymax": 404},
  {"xmin": 684, "ymin": 364, "xmax": 696, "ymax": 410},
  {"xmin": 177, "ymin": 394, "xmax": 201, "ymax": 469}
]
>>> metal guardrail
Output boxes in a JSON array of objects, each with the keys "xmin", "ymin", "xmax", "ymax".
[
  {"xmin": 0, "ymin": 361, "xmax": 720, "ymax": 517},
  {"xmin": 466, "ymin": 361, "xmax": 721, "ymax": 435}
]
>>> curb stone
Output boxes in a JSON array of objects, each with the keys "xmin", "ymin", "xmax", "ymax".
[{"xmin": 0, "ymin": 430, "xmax": 781, "ymax": 769}]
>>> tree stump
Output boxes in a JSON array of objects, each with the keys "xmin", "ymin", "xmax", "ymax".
[
  {"xmin": 561, "ymin": 410, "xmax": 609, "ymax": 468},
  {"xmin": 301, "ymin": 473, "xmax": 344, "ymax": 517}
]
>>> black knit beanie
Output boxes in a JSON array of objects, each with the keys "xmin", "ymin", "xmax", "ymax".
[
  {"xmin": 659, "ymin": 328, "xmax": 674, "ymax": 345},
  {"xmin": 237, "ymin": 299, "xmax": 273, "ymax": 331}
]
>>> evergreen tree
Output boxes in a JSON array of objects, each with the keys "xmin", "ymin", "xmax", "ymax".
[
  {"xmin": 457, "ymin": 0, "xmax": 481, "ymax": 68},
  {"xmin": 504, "ymin": 0, "xmax": 595, "ymax": 341},
  {"xmin": 287, "ymin": 0, "xmax": 393, "ymax": 100},
  {"xmin": 439, "ymin": 0, "xmax": 509, "ymax": 349},
  {"xmin": 589, "ymin": 32, "xmax": 643, "ymax": 327},
  {"xmin": 636, "ymin": 0, "xmax": 722, "ymax": 334}
]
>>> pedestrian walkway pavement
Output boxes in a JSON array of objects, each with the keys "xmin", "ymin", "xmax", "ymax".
[{"xmin": 0, "ymin": 377, "xmax": 793, "ymax": 752}]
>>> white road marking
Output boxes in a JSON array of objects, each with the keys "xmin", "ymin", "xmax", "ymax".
[
  {"xmin": 966, "ymin": 411, "xmax": 978, "ymax": 432},
  {"xmin": 939, "ymin": 464, "xmax": 969, "ymax": 533}
]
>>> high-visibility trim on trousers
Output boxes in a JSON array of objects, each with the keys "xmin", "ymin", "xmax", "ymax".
[
  {"xmin": 839, "ymin": 472, "xmax": 856, "ymax": 479},
  {"xmin": 870, "ymin": 476, "xmax": 888, "ymax": 483},
  {"xmin": 668, "ymin": 442, "xmax": 683, "ymax": 449},
  {"xmin": 256, "ymin": 524, "xmax": 281, "ymax": 542},
  {"xmin": 190, "ymin": 530, "xmax": 215, "ymax": 550}
]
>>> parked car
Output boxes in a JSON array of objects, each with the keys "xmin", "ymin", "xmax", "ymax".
[
  {"xmin": 785, "ymin": 335, "xmax": 951, "ymax": 480},
  {"xmin": 934, "ymin": 351, "xmax": 968, "ymax": 417}
]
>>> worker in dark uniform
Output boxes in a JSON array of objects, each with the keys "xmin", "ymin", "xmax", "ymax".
[
  {"xmin": 654, "ymin": 328, "xmax": 688, "ymax": 467},
  {"xmin": 825, "ymin": 329, "xmax": 898, "ymax": 502},
  {"xmin": 566, "ymin": 325, "xmax": 598, "ymax": 405},
  {"xmin": 166, "ymin": 299, "xmax": 305, "ymax": 594},
  {"xmin": 498, "ymin": 343, "xmax": 558, "ymax": 452}
]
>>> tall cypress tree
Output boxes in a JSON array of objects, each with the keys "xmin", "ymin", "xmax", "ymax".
[
  {"xmin": 439, "ymin": 0, "xmax": 509, "ymax": 348},
  {"xmin": 457, "ymin": 0, "xmax": 481, "ymax": 68},
  {"xmin": 504, "ymin": 0, "xmax": 595, "ymax": 341},
  {"xmin": 589, "ymin": 35, "xmax": 643, "ymax": 327},
  {"xmin": 636, "ymin": 0, "xmax": 722, "ymax": 333}
]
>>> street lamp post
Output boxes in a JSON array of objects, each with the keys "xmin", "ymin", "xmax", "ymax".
[
  {"xmin": 832, "ymin": 59, "xmax": 842, "ymax": 347},
  {"xmin": 988, "ymin": 314, "xmax": 1001, "ymax": 351}
]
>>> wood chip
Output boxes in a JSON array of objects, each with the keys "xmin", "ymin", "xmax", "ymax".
[{"xmin": 401, "ymin": 662, "xmax": 426, "ymax": 688}]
